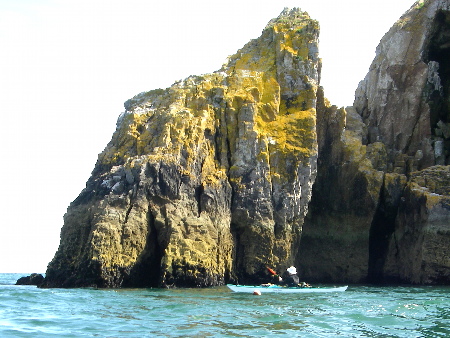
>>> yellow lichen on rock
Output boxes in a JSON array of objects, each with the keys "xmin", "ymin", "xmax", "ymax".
[{"xmin": 44, "ymin": 7, "xmax": 322, "ymax": 288}]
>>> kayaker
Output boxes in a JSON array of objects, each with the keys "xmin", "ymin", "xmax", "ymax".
[
  {"xmin": 281, "ymin": 266, "xmax": 300, "ymax": 287},
  {"xmin": 266, "ymin": 265, "xmax": 305, "ymax": 287}
]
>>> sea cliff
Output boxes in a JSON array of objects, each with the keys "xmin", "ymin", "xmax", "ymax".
[
  {"xmin": 298, "ymin": 0, "xmax": 450, "ymax": 285},
  {"xmin": 43, "ymin": 1, "xmax": 450, "ymax": 288},
  {"xmin": 44, "ymin": 8, "xmax": 320, "ymax": 287}
]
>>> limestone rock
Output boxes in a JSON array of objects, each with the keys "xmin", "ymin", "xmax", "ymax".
[{"xmin": 43, "ymin": 8, "xmax": 320, "ymax": 288}]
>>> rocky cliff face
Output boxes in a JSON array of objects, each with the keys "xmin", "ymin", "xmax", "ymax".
[
  {"xmin": 44, "ymin": 1, "xmax": 450, "ymax": 288},
  {"xmin": 354, "ymin": 0, "xmax": 450, "ymax": 169},
  {"xmin": 298, "ymin": 0, "xmax": 450, "ymax": 285},
  {"xmin": 43, "ymin": 8, "xmax": 321, "ymax": 288}
]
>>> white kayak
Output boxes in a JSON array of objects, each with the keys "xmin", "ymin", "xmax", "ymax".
[{"xmin": 227, "ymin": 284, "xmax": 348, "ymax": 293}]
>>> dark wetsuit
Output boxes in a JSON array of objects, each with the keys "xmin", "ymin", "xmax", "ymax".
[{"xmin": 281, "ymin": 271, "xmax": 299, "ymax": 287}]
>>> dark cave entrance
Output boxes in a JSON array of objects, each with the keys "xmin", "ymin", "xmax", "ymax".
[
  {"xmin": 122, "ymin": 210, "xmax": 164, "ymax": 288},
  {"xmin": 368, "ymin": 180, "xmax": 398, "ymax": 284},
  {"xmin": 425, "ymin": 10, "xmax": 450, "ymax": 165}
]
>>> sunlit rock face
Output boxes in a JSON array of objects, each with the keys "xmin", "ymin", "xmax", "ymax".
[
  {"xmin": 298, "ymin": 0, "xmax": 450, "ymax": 285},
  {"xmin": 43, "ymin": 1, "xmax": 450, "ymax": 288},
  {"xmin": 43, "ymin": 8, "xmax": 320, "ymax": 288}
]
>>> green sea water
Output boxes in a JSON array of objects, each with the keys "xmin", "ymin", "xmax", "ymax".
[{"xmin": 1, "ymin": 273, "xmax": 449, "ymax": 337}]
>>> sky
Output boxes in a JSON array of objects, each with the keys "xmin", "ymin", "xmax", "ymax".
[{"xmin": 0, "ymin": 0, "xmax": 415, "ymax": 273}]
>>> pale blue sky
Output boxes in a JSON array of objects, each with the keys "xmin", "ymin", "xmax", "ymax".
[{"xmin": 0, "ymin": 0, "xmax": 415, "ymax": 272}]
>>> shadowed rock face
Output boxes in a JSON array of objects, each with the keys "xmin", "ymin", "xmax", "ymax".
[
  {"xmin": 298, "ymin": 92, "xmax": 385, "ymax": 284},
  {"xmin": 43, "ymin": 8, "xmax": 320, "ymax": 288},
  {"xmin": 298, "ymin": 0, "xmax": 450, "ymax": 285},
  {"xmin": 383, "ymin": 166, "xmax": 450, "ymax": 284}
]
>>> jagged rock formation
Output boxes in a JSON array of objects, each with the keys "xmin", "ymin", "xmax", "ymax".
[
  {"xmin": 43, "ymin": 8, "xmax": 321, "ymax": 288},
  {"xmin": 298, "ymin": 0, "xmax": 450, "ymax": 285},
  {"xmin": 43, "ymin": 0, "xmax": 450, "ymax": 288}
]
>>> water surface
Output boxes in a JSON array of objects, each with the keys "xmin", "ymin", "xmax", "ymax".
[{"xmin": 1, "ymin": 273, "xmax": 449, "ymax": 337}]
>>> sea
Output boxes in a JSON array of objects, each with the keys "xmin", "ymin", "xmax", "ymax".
[{"xmin": 1, "ymin": 273, "xmax": 449, "ymax": 337}]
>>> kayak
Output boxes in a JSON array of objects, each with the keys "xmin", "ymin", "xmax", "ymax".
[{"xmin": 226, "ymin": 284, "xmax": 348, "ymax": 293}]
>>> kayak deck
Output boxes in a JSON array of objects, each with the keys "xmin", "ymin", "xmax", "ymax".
[{"xmin": 227, "ymin": 284, "xmax": 348, "ymax": 293}]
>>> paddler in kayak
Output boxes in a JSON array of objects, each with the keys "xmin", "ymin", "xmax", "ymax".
[
  {"xmin": 265, "ymin": 265, "xmax": 311, "ymax": 287},
  {"xmin": 281, "ymin": 266, "xmax": 300, "ymax": 287}
]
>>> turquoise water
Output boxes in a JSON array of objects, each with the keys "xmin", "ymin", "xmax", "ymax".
[{"xmin": 1, "ymin": 273, "xmax": 449, "ymax": 337}]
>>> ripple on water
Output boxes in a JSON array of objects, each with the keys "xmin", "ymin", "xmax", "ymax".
[{"xmin": 1, "ymin": 282, "xmax": 450, "ymax": 337}]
